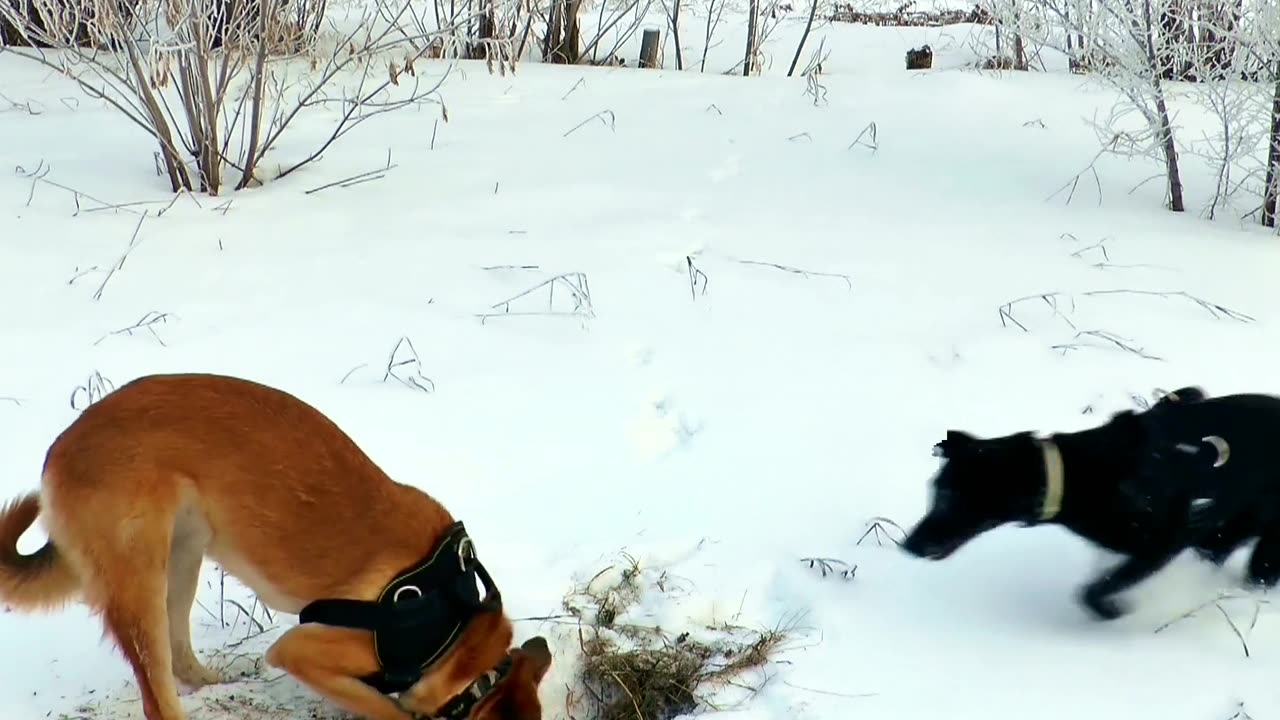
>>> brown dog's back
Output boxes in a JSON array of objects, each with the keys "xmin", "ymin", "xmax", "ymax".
[{"xmin": 32, "ymin": 373, "xmax": 450, "ymax": 612}]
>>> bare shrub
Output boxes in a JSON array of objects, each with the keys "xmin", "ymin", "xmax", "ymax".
[
  {"xmin": 0, "ymin": 0, "xmax": 515, "ymax": 194},
  {"xmin": 0, "ymin": 0, "xmax": 125, "ymax": 47}
]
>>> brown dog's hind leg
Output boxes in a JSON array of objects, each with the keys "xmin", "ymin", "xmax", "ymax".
[
  {"xmin": 265, "ymin": 624, "xmax": 413, "ymax": 720},
  {"xmin": 64, "ymin": 554, "xmax": 202, "ymax": 720},
  {"xmin": 55, "ymin": 482, "xmax": 189, "ymax": 720},
  {"xmin": 166, "ymin": 519, "xmax": 224, "ymax": 689},
  {"xmin": 103, "ymin": 596, "xmax": 187, "ymax": 720}
]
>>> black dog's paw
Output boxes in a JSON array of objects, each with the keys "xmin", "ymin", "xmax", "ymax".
[
  {"xmin": 1081, "ymin": 588, "xmax": 1127, "ymax": 621},
  {"xmin": 1245, "ymin": 551, "xmax": 1280, "ymax": 589},
  {"xmin": 1193, "ymin": 543, "xmax": 1236, "ymax": 567},
  {"xmin": 1197, "ymin": 549, "xmax": 1234, "ymax": 567},
  {"xmin": 1244, "ymin": 568, "xmax": 1280, "ymax": 590}
]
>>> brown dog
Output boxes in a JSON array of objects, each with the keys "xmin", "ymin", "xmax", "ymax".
[{"xmin": 0, "ymin": 372, "xmax": 551, "ymax": 720}]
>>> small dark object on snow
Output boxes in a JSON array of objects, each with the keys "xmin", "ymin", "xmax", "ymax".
[
  {"xmin": 901, "ymin": 385, "xmax": 1280, "ymax": 622},
  {"xmin": 906, "ymin": 45, "xmax": 933, "ymax": 70}
]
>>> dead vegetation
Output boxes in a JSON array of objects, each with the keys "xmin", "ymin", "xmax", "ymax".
[
  {"xmin": 560, "ymin": 552, "xmax": 801, "ymax": 720},
  {"xmin": 829, "ymin": 1, "xmax": 993, "ymax": 26}
]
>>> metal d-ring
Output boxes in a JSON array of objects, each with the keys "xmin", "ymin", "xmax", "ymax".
[
  {"xmin": 393, "ymin": 585, "xmax": 423, "ymax": 603},
  {"xmin": 457, "ymin": 536, "xmax": 476, "ymax": 571}
]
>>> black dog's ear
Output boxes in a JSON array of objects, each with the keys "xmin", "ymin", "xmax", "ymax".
[{"xmin": 933, "ymin": 430, "xmax": 976, "ymax": 458}]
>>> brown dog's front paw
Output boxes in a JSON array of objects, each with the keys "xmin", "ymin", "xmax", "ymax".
[{"xmin": 174, "ymin": 656, "xmax": 231, "ymax": 689}]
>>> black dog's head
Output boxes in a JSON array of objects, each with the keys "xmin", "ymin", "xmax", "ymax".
[
  {"xmin": 900, "ymin": 429, "xmax": 1050, "ymax": 561},
  {"xmin": 1154, "ymin": 385, "xmax": 1208, "ymax": 409}
]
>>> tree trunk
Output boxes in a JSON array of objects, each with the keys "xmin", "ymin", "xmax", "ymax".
[
  {"xmin": 1263, "ymin": 68, "xmax": 1280, "ymax": 228},
  {"xmin": 1198, "ymin": 0, "xmax": 1238, "ymax": 81},
  {"xmin": 1076, "ymin": 0, "xmax": 1086, "ymax": 59},
  {"xmin": 1143, "ymin": 0, "xmax": 1184, "ymax": 211},
  {"xmin": 542, "ymin": 0, "xmax": 580, "ymax": 63},
  {"xmin": 1156, "ymin": 0, "xmax": 1191, "ymax": 80},
  {"xmin": 669, "ymin": 0, "xmax": 682, "ymax": 70},
  {"xmin": 786, "ymin": 0, "xmax": 818, "ymax": 76},
  {"xmin": 1011, "ymin": 0, "xmax": 1026, "ymax": 70},
  {"xmin": 742, "ymin": 0, "xmax": 757, "ymax": 76},
  {"xmin": 1155, "ymin": 93, "xmax": 1185, "ymax": 212},
  {"xmin": 468, "ymin": 0, "xmax": 495, "ymax": 60}
]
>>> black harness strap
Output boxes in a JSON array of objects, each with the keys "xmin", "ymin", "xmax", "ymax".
[
  {"xmin": 298, "ymin": 521, "xmax": 503, "ymax": 695},
  {"xmin": 1134, "ymin": 401, "xmax": 1234, "ymax": 536}
]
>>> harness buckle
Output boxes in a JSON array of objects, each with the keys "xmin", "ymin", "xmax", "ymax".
[{"xmin": 393, "ymin": 585, "xmax": 423, "ymax": 603}]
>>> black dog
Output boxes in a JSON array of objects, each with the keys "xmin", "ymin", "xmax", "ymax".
[{"xmin": 900, "ymin": 386, "xmax": 1280, "ymax": 620}]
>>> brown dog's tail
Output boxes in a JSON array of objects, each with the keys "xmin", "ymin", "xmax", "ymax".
[{"xmin": 0, "ymin": 493, "xmax": 80, "ymax": 610}]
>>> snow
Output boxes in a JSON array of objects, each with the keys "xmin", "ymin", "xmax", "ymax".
[{"xmin": 3, "ymin": 3, "xmax": 1280, "ymax": 720}]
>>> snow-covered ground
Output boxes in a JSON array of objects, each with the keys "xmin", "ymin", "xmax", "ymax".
[{"xmin": 3, "ymin": 4, "xmax": 1280, "ymax": 720}]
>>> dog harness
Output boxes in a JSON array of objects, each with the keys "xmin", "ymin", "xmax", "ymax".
[{"xmin": 297, "ymin": 521, "xmax": 504, "ymax": 695}]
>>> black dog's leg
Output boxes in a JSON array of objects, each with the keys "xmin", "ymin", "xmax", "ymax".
[
  {"xmin": 1246, "ymin": 525, "xmax": 1280, "ymax": 588},
  {"xmin": 1192, "ymin": 514, "xmax": 1255, "ymax": 567},
  {"xmin": 1081, "ymin": 550, "xmax": 1180, "ymax": 620}
]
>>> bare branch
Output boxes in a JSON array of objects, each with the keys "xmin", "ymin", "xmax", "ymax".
[
  {"xmin": 477, "ymin": 272, "xmax": 595, "ymax": 324},
  {"xmin": 92, "ymin": 211, "xmax": 148, "ymax": 302},
  {"xmin": 734, "ymin": 258, "xmax": 851, "ymax": 289},
  {"xmin": 93, "ymin": 311, "xmax": 175, "ymax": 346},
  {"xmin": 305, "ymin": 148, "xmax": 397, "ymax": 194}
]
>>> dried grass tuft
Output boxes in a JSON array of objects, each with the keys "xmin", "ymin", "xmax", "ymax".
[{"xmin": 561, "ymin": 552, "xmax": 798, "ymax": 720}]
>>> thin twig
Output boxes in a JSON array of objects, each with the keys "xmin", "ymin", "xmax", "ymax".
[
  {"xmin": 735, "ymin": 259, "xmax": 852, "ymax": 289},
  {"xmin": 93, "ymin": 311, "xmax": 174, "ymax": 347},
  {"xmin": 16, "ymin": 161, "xmax": 147, "ymax": 216},
  {"xmin": 477, "ymin": 272, "xmax": 595, "ymax": 324},
  {"xmin": 563, "ymin": 110, "xmax": 616, "ymax": 138},
  {"xmin": 1080, "ymin": 289, "xmax": 1255, "ymax": 322},
  {"xmin": 1046, "ymin": 134, "xmax": 1120, "ymax": 206},
  {"xmin": 70, "ymin": 371, "xmax": 116, "ymax": 411},
  {"xmin": 305, "ymin": 148, "xmax": 397, "ymax": 194},
  {"xmin": 847, "ymin": 122, "xmax": 878, "ymax": 152},
  {"xmin": 1051, "ymin": 329, "xmax": 1163, "ymax": 361},
  {"xmin": 799, "ymin": 557, "xmax": 857, "ymax": 579},
  {"xmin": 687, "ymin": 256, "xmax": 709, "ymax": 299},
  {"xmin": 382, "ymin": 336, "xmax": 436, "ymax": 393},
  {"xmin": 782, "ymin": 680, "xmax": 878, "ymax": 699},
  {"xmin": 856, "ymin": 516, "xmax": 905, "ymax": 547},
  {"xmin": 998, "ymin": 292, "xmax": 1077, "ymax": 332},
  {"xmin": 1154, "ymin": 592, "xmax": 1263, "ymax": 659},
  {"xmin": 561, "ymin": 77, "xmax": 586, "ymax": 99},
  {"xmin": 92, "ymin": 212, "xmax": 148, "ymax": 302}
]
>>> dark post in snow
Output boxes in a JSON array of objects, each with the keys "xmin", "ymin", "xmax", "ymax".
[
  {"xmin": 905, "ymin": 45, "xmax": 932, "ymax": 70},
  {"xmin": 639, "ymin": 28, "xmax": 661, "ymax": 68}
]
